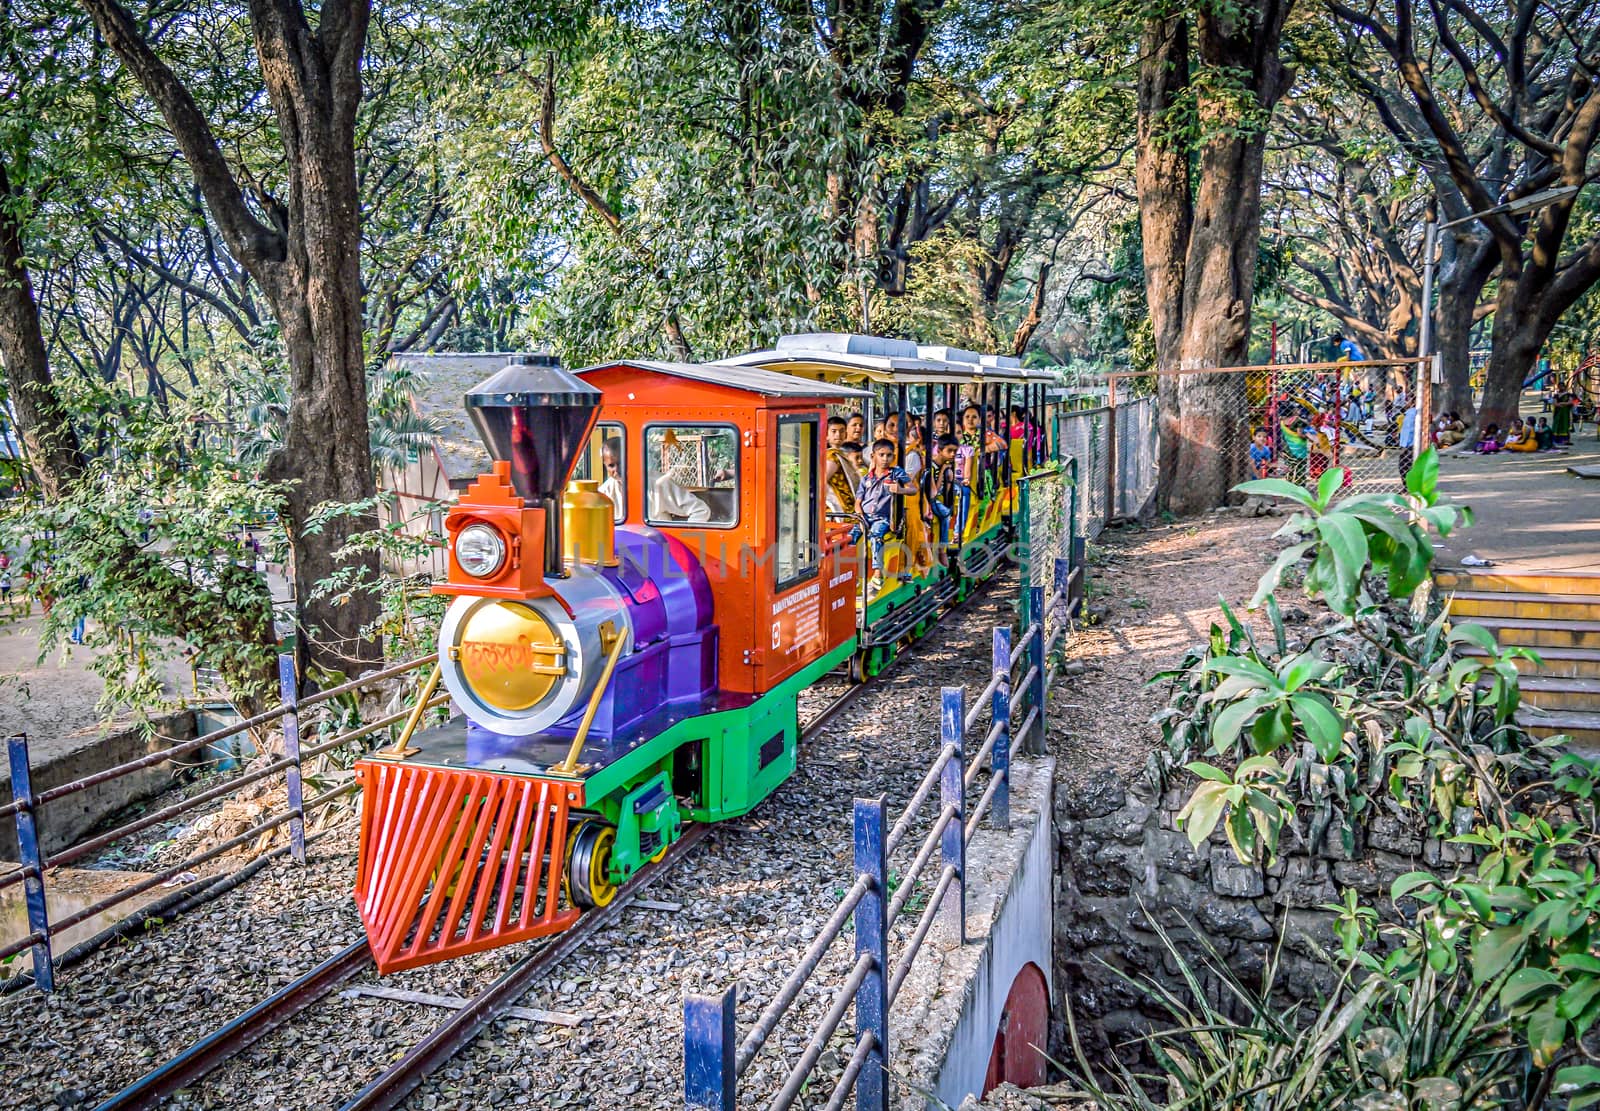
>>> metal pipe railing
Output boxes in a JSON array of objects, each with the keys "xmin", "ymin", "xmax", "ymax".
[
  {"xmin": 5, "ymin": 652, "xmax": 439, "ymax": 993},
  {"xmin": 733, "ymin": 873, "xmax": 872, "ymax": 1077}
]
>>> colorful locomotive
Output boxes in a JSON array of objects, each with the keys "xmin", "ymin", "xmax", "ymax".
[{"xmin": 353, "ymin": 343, "xmax": 1067, "ymax": 973}]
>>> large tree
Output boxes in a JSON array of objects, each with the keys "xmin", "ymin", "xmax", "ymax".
[
  {"xmin": 0, "ymin": 4, "xmax": 279, "ymax": 706},
  {"xmin": 1136, "ymin": 0, "xmax": 1296, "ymax": 512},
  {"xmin": 79, "ymin": 0, "xmax": 380, "ymax": 676},
  {"xmin": 1333, "ymin": 0, "xmax": 1600, "ymax": 434}
]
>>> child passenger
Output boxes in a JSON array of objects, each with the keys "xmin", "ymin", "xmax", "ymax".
[
  {"xmin": 854, "ymin": 439, "xmax": 917, "ymax": 583},
  {"xmin": 922, "ymin": 434, "xmax": 959, "ymax": 557}
]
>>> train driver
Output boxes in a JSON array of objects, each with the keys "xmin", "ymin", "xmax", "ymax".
[
  {"xmin": 598, "ymin": 438, "xmax": 625, "ymax": 518},
  {"xmin": 651, "ymin": 442, "xmax": 713, "ymax": 523}
]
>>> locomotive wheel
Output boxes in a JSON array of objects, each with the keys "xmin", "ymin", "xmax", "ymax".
[
  {"xmin": 847, "ymin": 652, "xmax": 866, "ymax": 684},
  {"xmin": 566, "ymin": 821, "xmax": 618, "ymax": 909}
]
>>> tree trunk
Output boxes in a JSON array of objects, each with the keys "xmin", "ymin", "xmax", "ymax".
[
  {"xmin": 0, "ymin": 162, "xmax": 84, "ymax": 497},
  {"xmin": 1431, "ymin": 232, "xmax": 1495, "ymax": 420},
  {"xmin": 1164, "ymin": 0, "xmax": 1293, "ymax": 515},
  {"xmin": 83, "ymin": 0, "xmax": 380, "ymax": 678},
  {"xmin": 1135, "ymin": 15, "xmax": 1191, "ymax": 506}
]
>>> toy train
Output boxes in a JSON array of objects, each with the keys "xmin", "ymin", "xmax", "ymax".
[{"xmin": 353, "ymin": 336, "xmax": 1075, "ymax": 973}]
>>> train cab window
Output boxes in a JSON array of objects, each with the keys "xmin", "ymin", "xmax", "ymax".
[
  {"xmin": 645, "ymin": 424, "xmax": 738, "ymax": 528},
  {"xmin": 572, "ymin": 422, "xmax": 627, "ymax": 523},
  {"xmin": 775, "ymin": 416, "xmax": 820, "ymax": 590}
]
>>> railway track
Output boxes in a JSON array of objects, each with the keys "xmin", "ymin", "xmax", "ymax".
[{"xmin": 93, "ymin": 681, "xmax": 866, "ymax": 1111}]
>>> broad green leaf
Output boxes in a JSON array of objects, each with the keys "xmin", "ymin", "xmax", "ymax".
[
  {"xmin": 1203, "ymin": 656, "xmax": 1279, "ymax": 688},
  {"xmin": 1558, "ymin": 978, "xmax": 1600, "ymax": 1021},
  {"xmin": 1187, "ymin": 761, "xmax": 1233, "ymax": 783},
  {"xmin": 1212, "ymin": 692, "xmax": 1275, "ymax": 750},
  {"xmin": 1448, "ymin": 623, "xmax": 1500, "ymax": 654},
  {"xmin": 1391, "ymin": 871, "xmax": 1440, "ymax": 901},
  {"xmin": 1251, "ymin": 541, "xmax": 1314, "ymax": 608},
  {"xmin": 1315, "ymin": 466, "xmax": 1346, "ymax": 509},
  {"xmin": 1233, "ymin": 477, "xmax": 1317, "ymax": 509},
  {"xmin": 1176, "ymin": 781, "xmax": 1231, "ymax": 850},
  {"xmin": 1501, "ymin": 966, "xmax": 1562, "ymax": 1008},
  {"xmin": 1405, "ymin": 446, "xmax": 1439, "ymax": 498},
  {"xmin": 1291, "ymin": 691, "xmax": 1344, "ymax": 761},
  {"xmin": 1527, "ymin": 998, "xmax": 1568, "ymax": 1067},
  {"xmin": 1315, "ymin": 512, "xmax": 1368, "ymax": 607}
]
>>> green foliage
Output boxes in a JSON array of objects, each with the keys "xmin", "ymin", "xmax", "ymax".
[
  {"xmin": 0, "ymin": 381, "xmax": 281, "ymax": 712},
  {"xmin": 1145, "ymin": 447, "xmax": 1600, "ymax": 1104},
  {"xmin": 1056, "ymin": 912, "xmax": 1526, "ymax": 1109}
]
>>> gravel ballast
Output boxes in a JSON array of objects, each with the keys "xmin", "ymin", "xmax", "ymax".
[{"xmin": 3, "ymin": 575, "xmax": 1022, "ymax": 1110}]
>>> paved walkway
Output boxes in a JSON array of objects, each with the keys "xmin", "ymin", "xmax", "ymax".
[{"xmin": 1433, "ymin": 431, "xmax": 1600, "ymax": 572}]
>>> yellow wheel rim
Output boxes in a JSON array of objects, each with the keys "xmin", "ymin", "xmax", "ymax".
[{"xmin": 585, "ymin": 825, "xmax": 617, "ymax": 908}]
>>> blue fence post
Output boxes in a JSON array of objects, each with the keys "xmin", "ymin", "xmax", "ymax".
[
  {"xmin": 854, "ymin": 796, "xmax": 889, "ymax": 1111},
  {"xmin": 991, "ymin": 627, "xmax": 1011, "ymax": 832},
  {"xmin": 278, "ymin": 654, "xmax": 305, "ymax": 864},
  {"xmin": 7, "ymin": 735, "xmax": 54, "ymax": 992},
  {"xmin": 939, "ymin": 688, "xmax": 966, "ymax": 942},
  {"xmin": 1029, "ymin": 585, "xmax": 1047, "ymax": 757},
  {"xmin": 683, "ymin": 984, "xmax": 737, "ymax": 1110}
]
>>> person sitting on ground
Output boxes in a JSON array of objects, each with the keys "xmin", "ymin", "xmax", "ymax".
[
  {"xmin": 825, "ymin": 416, "xmax": 859, "ymax": 515},
  {"xmin": 853, "ymin": 439, "xmax": 917, "ymax": 583},
  {"xmin": 1248, "ymin": 427, "xmax": 1275, "ymax": 479},
  {"xmin": 1504, "ymin": 418, "xmax": 1539, "ymax": 453},
  {"xmin": 1475, "ymin": 424, "xmax": 1502, "ymax": 454},
  {"xmin": 1437, "ymin": 412, "xmax": 1467, "ymax": 446},
  {"xmin": 1536, "ymin": 416, "xmax": 1556, "ymax": 451}
]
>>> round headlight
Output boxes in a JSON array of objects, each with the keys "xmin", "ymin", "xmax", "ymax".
[{"xmin": 455, "ymin": 523, "xmax": 507, "ymax": 578}]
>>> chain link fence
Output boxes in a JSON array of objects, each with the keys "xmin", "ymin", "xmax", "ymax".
[
  {"xmin": 1113, "ymin": 396, "xmax": 1158, "ymax": 519},
  {"xmin": 1056, "ymin": 406, "xmax": 1110, "ymax": 539}
]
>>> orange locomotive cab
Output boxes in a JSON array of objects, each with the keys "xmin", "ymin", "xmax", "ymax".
[{"xmin": 574, "ymin": 360, "xmax": 869, "ymax": 696}]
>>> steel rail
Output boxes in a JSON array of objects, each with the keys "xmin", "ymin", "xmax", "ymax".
[
  {"xmin": 965, "ymin": 772, "xmax": 1006, "ymax": 843},
  {"xmin": 963, "ymin": 716, "xmax": 1005, "ymax": 790},
  {"xmin": 766, "ymin": 950, "xmax": 877, "ymax": 1111},
  {"xmin": 887, "ymin": 863, "xmax": 958, "ymax": 1006},
  {"xmin": 92, "ymin": 940, "xmax": 375, "ymax": 1111},
  {"xmin": 338, "ymin": 821, "xmax": 712, "ymax": 1111}
]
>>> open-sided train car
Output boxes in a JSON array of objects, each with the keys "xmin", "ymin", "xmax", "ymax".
[
  {"xmin": 721, "ymin": 333, "xmax": 1064, "ymax": 677},
  {"xmin": 352, "ymin": 344, "xmax": 1072, "ymax": 974}
]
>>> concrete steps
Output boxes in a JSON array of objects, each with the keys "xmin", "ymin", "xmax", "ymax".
[
  {"xmin": 1449, "ymin": 590, "xmax": 1600, "ymax": 622},
  {"xmin": 1436, "ymin": 568, "xmax": 1600, "ymax": 595},
  {"xmin": 1444, "ymin": 568, "xmax": 1600, "ymax": 750},
  {"xmin": 1463, "ymin": 617, "xmax": 1600, "ymax": 650},
  {"xmin": 1518, "ymin": 709, "xmax": 1600, "ymax": 758}
]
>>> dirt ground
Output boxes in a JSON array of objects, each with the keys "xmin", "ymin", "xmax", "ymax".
[
  {"xmin": 0, "ymin": 612, "xmax": 191, "ymax": 762},
  {"xmin": 1045, "ymin": 509, "xmax": 1287, "ymax": 789}
]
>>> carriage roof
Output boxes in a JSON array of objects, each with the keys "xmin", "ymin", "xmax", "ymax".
[
  {"xmin": 576, "ymin": 357, "xmax": 872, "ymax": 400},
  {"xmin": 721, "ymin": 333, "xmax": 1035, "ymax": 385}
]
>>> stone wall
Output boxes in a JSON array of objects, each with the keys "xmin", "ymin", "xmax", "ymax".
[
  {"xmin": 0, "ymin": 710, "xmax": 199, "ymax": 859},
  {"xmin": 1051, "ymin": 762, "xmax": 1445, "ymax": 1056}
]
